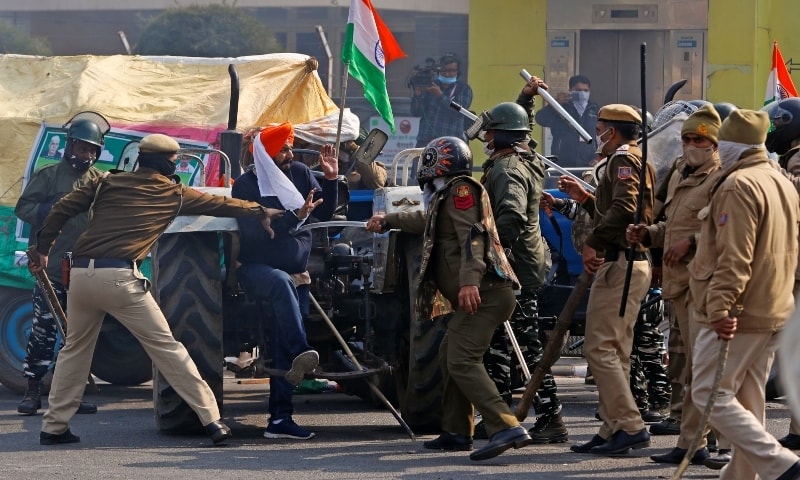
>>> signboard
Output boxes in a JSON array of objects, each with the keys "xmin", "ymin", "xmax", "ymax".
[
  {"xmin": 15, "ymin": 124, "xmax": 211, "ymax": 243},
  {"xmin": 368, "ymin": 116, "xmax": 420, "ymax": 165}
]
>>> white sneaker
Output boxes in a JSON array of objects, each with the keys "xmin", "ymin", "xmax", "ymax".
[{"xmin": 285, "ymin": 350, "xmax": 319, "ymax": 386}]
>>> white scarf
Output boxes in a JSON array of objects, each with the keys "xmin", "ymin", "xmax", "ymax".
[
  {"xmin": 718, "ymin": 140, "xmax": 765, "ymax": 169},
  {"xmin": 253, "ymin": 134, "xmax": 304, "ymax": 210}
]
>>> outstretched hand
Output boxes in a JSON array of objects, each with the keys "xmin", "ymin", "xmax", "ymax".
[
  {"xmin": 297, "ymin": 188, "xmax": 323, "ymax": 221},
  {"xmin": 319, "ymin": 144, "xmax": 339, "ymax": 180},
  {"xmin": 259, "ymin": 208, "xmax": 284, "ymax": 239}
]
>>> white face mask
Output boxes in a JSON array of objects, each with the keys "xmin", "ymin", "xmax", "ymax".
[
  {"xmin": 594, "ymin": 128, "xmax": 611, "ymax": 155},
  {"xmin": 483, "ymin": 141, "xmax": 495, "ymax": 157},
  {"xmin": 683, "ymin": 145, "xmax": 715, "ymax": 167}
]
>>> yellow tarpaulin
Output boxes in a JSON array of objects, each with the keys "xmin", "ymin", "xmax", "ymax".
[{"xmin": 0, "ymin": 53, "xmax": 338, "ymax": 206}]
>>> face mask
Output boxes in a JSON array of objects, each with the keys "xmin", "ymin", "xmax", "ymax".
[
  {"xmin": 595, "ymin": 129, "xmax": 611, "ymax": 155},
  {"xmin": 437, "ymin": 75, "xmax": 457, "ymax": 85},
  {"xmin": 571, "ymin": 91, "xmax": 590, "ymax": 104},
  {"xmin": 138, "ymin": 155, "xmax": 177, "ymax": 177},
  {"xmin": 683, "ymin": 145, "xmax": 715, "ymax": 167},
  {"xmin": 483, "ymin": 141, "xmax": 494, "ymax": 157},
  {"xmin": 67, "ymin": 155, "xmax": 94, "ymax": 173}
]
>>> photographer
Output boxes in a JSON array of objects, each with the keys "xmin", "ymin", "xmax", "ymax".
[{"xmin": 410, "ymin": 53, "xmax": 473, "ymax": 147}]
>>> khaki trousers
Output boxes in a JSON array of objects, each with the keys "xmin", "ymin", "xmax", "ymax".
[
  {"xmin": 585, "ymin": 256, "xmax": 651, "ymax": 438},
  {"xmin": 42, "ymin": 263, "xmax": 220, "ymax": 434},
  {"xmin": 440, "ymin": 286, "xmax": 519, "ymax": 438},
  {"xmin": 692, "ymin": 326, "xmax": 799, "ymax": 480},
  {"xmin": 665, "ymin": 296, "xmax": 686, "ymax": 420}
]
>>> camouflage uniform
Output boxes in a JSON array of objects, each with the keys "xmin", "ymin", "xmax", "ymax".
[
  {"xmin": 630, "ymin": 287, "xmax": 670, "ymax": 417},
  {"xmin": 480, "ymin": 92, "xmax": 564, "ymax": 442}
]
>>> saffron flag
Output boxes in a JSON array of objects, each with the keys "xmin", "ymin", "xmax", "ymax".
[
  {"xmin": 342, "ymin": 0, "xmax": 406, "ymax": 132},
  {"xmin": 765, "ymin": 41, "xmax": 798, "ymax": 106}
]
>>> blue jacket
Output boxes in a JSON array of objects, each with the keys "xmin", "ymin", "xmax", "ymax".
[{"xmin": 232, "ymin": 163, "xmax": 338, "ymax": 273}]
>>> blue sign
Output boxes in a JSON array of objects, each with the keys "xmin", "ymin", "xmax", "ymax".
[
  {"xmin": 551, "ymin": 39, "xmax": 570, "ymax": 48},
  {"xmin": 677, "ymin": 39, "xmax": 697, "ymax": 48}
]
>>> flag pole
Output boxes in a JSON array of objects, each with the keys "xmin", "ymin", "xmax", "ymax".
[{"xmin": 334, "ymin": 61, "xmax": 351, "ymax": 157}]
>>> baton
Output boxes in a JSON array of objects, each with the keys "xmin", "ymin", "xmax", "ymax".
[
  {"xmin": 619, "ymin": 43, "xmax": 650, "ymax": 317},
  {"xmin": 520, "ymin": 69, "xmax": 593, "ymax": 144},
  {"xmin": 448, "ymin": 102, "xmax": 595, "ymax": 193}
]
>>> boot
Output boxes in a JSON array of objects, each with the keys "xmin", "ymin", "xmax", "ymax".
[
  {"xmin": 528, "ymin": 412, "xmax": 569, "ymax": 444},
  {"xmin": 18, "ymin": 379, "xmax": 42, "ymax": 415}
]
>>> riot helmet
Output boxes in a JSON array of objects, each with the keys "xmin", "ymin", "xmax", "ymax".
[
  {"xmin": 62, "ymin": 111, "xmax": 110, "ymax": 172},
  {"xmin": 417, "ymin": 136, "xmax": 472, "ymax": 188},
  {"xmin": 485, "ymin": 102, "xmax": 530, "ymax": 132},
  {"xmin": 766, "ymin": 98, "xmax": 800, "ymax": 155},
  {"xmin": 688, "ymin": 99, "xmax": 712, "ymax": 109},
  {"xmin": 712, "ymin": 102, "xmax": 738, "ymax": 121}
]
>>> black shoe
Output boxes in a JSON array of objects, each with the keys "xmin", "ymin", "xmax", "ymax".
[
  {"xmin": 780, "ymin": 433, "xmax": 800, "ymax": 450},
  {"xmin": 777, "ymin": 460, "xmax": 800, "ymax": 480},
  {"xmin": 650, "ymin": 446, "xmax": 709, "ymax": 465},
  {"xmin": 706, "ymin": 429, "xmax": 717, "ymax": 452},
  {"xmin": 76, "ymin": 402, "xmax": 97, "ymax": 415},
  {"xmin": 571, "ymin": 434, "xmax": 606, "ymax": 453},
  {"xmin": 641, "ymin": 409, "xmax": 667, "ymax": 424},
  {"xmin": 205, "ymin": 420, "xmax": 232, "ymax": 445},
  {"xmin": 473, "ymin": 420, "xmax": 488, "ymax": 440},
  {"xmin": 528, "ymin": 413, "xmax": 568, "ymax": 444},
  {"xmin": 423, "ymin": 432, "xmax": 473, "ymax": 451},
  {"xmin": 589, "ymin": 429, "xmax": 650, "ymax": 455},
  {"xmin": 469, "ymin": 425, "xmax": 532, "ymax": 461},
  {"xmin": 40, "ymin": 429, "xmax": 80, "ymax": 445},
  {"xmin": 649, "ymin": 418, "xmax": 681, "ymax": 435},
  {"xmin": 703, "ymin": 449, "xmax": 731, "ymax": 470}
]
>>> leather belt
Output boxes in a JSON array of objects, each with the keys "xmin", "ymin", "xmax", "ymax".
[
  {"xmin": 604, "ymin": 250, "xmax": 648, "ymax": 262},
  {"xmin": 72, "ymin": 257, "xmax": 133, "ymax": 269}
]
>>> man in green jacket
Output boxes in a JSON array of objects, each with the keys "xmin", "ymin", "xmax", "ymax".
[{"xmin": 14, "ymin": 117, "xmax": 107, "ymax": 416}]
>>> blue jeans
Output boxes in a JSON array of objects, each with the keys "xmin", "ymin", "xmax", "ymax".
[{"xmin": 237, "ymin": 264, "xmax": 312, "ymax": 420}]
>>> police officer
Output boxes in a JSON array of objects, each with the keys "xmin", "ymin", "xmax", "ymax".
[
  {"xmin": 14, "ymin": 116, "xmax": 107, "ymax": 416},
  {"xmin": 479, "ymin": 77, "xmax": 568, "ymax": 444},
  {"xmin": 689, "ymin": 109, "xmax": 800, "ymax": 480},
  {"xmin": 627, "ymin": 104, "xmax": 724, "ymax": 465},
  {"xmin": 569, "ymin": 104, "xmax": 655, "ymax": 455},
  {"xmin": 766, "ymin": 97, "xmax": 800, "ymax": 451},
  {"xmin": 366, "ymin": 136, "xmax": 532, "ymax": 461},
  {"xmin": 28, "ymin": 133, "xmax": 283, "ymax": 446}
]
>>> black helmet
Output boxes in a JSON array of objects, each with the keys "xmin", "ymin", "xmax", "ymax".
[
  {"xmin": 485, "ymin": 102, "xmax": 530, "ymax": 131},
  {"xmin": 766, "ymin": 98, "xmax": 800, "ymax": 155},
  {"xmin": 417, "ymin": 136, "xmax": 472, "ymax": 188},
  {"xmin": 712, "ymin": 102, "xmax": 738, "ymax": 121},
  {"xmin": 67, "ymin": 119, "xmax": 105, "ymax": 148}
]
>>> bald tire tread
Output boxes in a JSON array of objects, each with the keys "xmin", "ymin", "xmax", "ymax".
[
  {"xmin": 91, "ymin": 315, "xmax": 152, "ymax": 386},
  {"xmin": 151, "ymin": 232, "xmax": 224, "ymax": 434}
]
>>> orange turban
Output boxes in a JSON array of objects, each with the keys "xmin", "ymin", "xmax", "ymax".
[{"xmin": 258, "ymin": 122, "xmax": 294, "ymax": 157}]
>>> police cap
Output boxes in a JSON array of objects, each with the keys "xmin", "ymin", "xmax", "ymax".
[
  {"xmin": 139, "ymin": 134, "xmax": 180, "ymax": 154},
  {"xmin": 598, "ymin": 104, "xmax": 642, "ymax": 125}
]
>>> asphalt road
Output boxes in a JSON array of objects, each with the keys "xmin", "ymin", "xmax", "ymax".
[{"xmin": 0, "ymin": 363, "xmax": 794, "ymax": 480}]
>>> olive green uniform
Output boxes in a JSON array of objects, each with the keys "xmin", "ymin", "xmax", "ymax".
[{"xmin": 385, "ymin": 176, "xmax": 521, "ymax": 438}]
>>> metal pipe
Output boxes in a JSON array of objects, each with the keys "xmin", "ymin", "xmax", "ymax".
[
  {"xmin": 315, "ymin": 25, "xmax": 333, "ymax": 94},
  {"xmin": 520, "ymin": 69, "xmax": 593, "ymax": 144}
]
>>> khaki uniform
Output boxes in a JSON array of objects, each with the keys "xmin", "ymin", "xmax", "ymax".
[
  {"xmin": 645, "ymin": 154, "xmax": 723, "ymax": 449},
  {"xmin": 386, "ymin": 176, "xmax": 521, "ymax": 438},
  {"xmin": 36, "ymin": 168, "xmax": 268, "ymax": 435},
  {"xmin": 583, "ymin": 142, "xmax": 655, "ymax": 438},
  {"xmin": 689, "ymin": 151, "xmax": 800, "ymax": 480}
]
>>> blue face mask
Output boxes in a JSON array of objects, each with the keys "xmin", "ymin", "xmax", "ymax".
[{"xmin": 438, "ymin": 75, "xmax": 457, "ymax": 85}]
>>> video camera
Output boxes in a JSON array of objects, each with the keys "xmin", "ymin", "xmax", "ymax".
[{"xmin": 408, "ymin": 57, "xmax": 440, "ymax": 89}]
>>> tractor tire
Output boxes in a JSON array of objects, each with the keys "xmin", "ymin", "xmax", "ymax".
[
  {"xmin": 0, "ymin": 287, "xmax": 34, "ymax": 394},
  {"xmin": 396, "ymin": 239, "xmax": 446, "ymax": 433},
  {"xmin": 151, "ymin": 232, "xmax": 224, "ymax": 434},
  {"xmin": 90, "ymin": 315, "xmax": 152, "ymax": 386}
]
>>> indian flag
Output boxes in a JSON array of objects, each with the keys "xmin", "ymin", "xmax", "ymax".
[
  {"xmin": 342, "ymin": 0, "xmax": 406, "ymax": 132},
  {"xmin": 764, "ymin": 41, "xmax": 798, "ymax": 106}
]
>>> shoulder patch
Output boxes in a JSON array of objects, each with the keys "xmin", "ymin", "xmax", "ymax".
[
  {"xmin": 617, "ymin": 166, "xmax": 632, "ymax": 180},
  {"xmin": 718, "ymin": 211, "xmax": 729, "ymax": 226},
  {"xmin": 615, "ymin": 144, "xmax": 631, "ymax": 154},
  {"xmin": 453, "ymin": 185, "xmax": 475, "ymax": 210}
]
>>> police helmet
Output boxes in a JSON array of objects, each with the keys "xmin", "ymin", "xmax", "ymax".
[
  {"xmin": 67, "ymin": 119, "xmax": 105, "ymax": 148},
  {"xmin": 417, "ymin": 136, "xmax": 473, "ymax": 188},
  {"xmin": 766, "ymin": 98, "xmax": 800, "ymax": 155},
  {"xmin": 712, "ymin": 102, "xmax": 738, "ymax": 121},
  {"xmin": 485, "ymin": 102, "xmax": 530, "ymax": 132}
]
